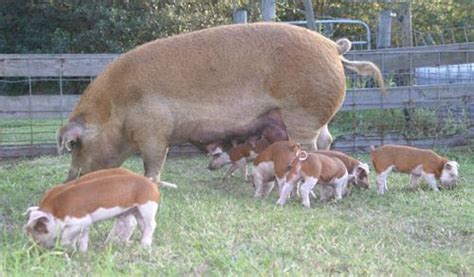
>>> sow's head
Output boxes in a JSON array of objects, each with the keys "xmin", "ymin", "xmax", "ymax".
[{"xmin": 57, "ymin": 120, "xmax": 122, "ymax": 181}]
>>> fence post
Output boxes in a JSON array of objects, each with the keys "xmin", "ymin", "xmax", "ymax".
[
  {"xmin": 233, "ymin": 9, "xmax": 247, "ymax": 24},
  {"xmin": 400, "ymin": 2, "xmax": 413, "ymax": 47},
  {"xmin": 303, "ymin": 0, "xmax": 317, "ymax": 31},
  {"xmin": 261, "ymin": 0, "xmax": 275, "ymax": 22},
  {"xmin": 377, "ymin": 9, "xmax": 392, "ymax": 49}
]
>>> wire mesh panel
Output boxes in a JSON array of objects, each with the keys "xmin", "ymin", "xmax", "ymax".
[
  {"xmin": 0, "ymin": 76, "xmax": 91, "ymax": 145},
  {"xmin": 333, "ymin": 49, "xmax": 474, "ymax": 152},
  {"xmin": 0, "ymin": 55, "xmax": 116, "ymax": 157},
  {"xmin": 0, "ymin": 50, "xmax": 473, "ymax": 157}
]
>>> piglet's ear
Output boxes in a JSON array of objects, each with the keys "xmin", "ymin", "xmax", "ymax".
[
  {"xmin": 290, "ymin": 143, "xmax": 301, "ymax": 152},
  {"xmin": 247, "ymin": 136, "xmax": 258, "ymax": 148},
  {"xmin": 56, "ymin": 122, "xmax": 84, "ymax": 154},
  {"xmin": 33, "ymin": 218, "xmax": 49, "ymax": 234},
  {"xmin": 23, "ymin": 206, "xmax": 39, "ymax": 217},
  {"xmin": 445, "ymin": 161, "xmax": 460, "ymax": 170},
  {"xmin": 27, "ymin": 211, "xmax": 49, "ymax": 226}
]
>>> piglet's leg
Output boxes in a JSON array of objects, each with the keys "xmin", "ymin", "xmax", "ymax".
[
  {"xmin": 61, "ymin": 225, "xmax": 83, "ymax": 251},
  {"xmin": 106, "ymin": 214, "xmax": 137, "ymax": 244},
  {"xmin": 334, "ymin": 174, "xmax": 348, "ymax": 200},
  {"xmin": 422, "ymin": 172, "xmax": 439, "ymax": 192},
  {"xmin": 136, "ymin": 201, "xmax": 158, "ymax": 247},
  {"xmin": 263, "ymin": 181, "xmax": 275, "ymax": 198},
  {"xmin": 253, "ymin": 172, "xmax": 266, "ymax": 198},
  {"xmin": 376, "ymin": 166, "xmax": 393, "ymax": 195},
  {"xmin": 105, "ymin": 220, "xmax": 118, "ymax": 244},
  {"xmin": 235, "ymin": 158, "xmax": 248, "ymax": 182},
  {"xmin": 276, "ymin": 180, "xmax": 296, "ymax": 206},
  {"xmin": 275, "ymin": 177, "xmax": 286, "ymax": 197},
  {"xmin": 319, "ymin": 185, "xmax": 333, "ymax": 202},
  {"xmin": 118, "ymin": 215, "xmax": 137, "ymax": 243},
  {"xmin": 294, "ymin": 182, "xmax": 301, "ymax": 198},
  {"xmin": 300, "ymin": 177, "xmax": 318, "ymax": 208},
  {"xmin": 78, "ymin": 226, "xmax": 90, "ymax": 253},
  {"xmin": 222, "ymin": 163, "xmax": 238, "ymax": 182},
  {"xmin": 409, "ymin": 174, "xmax": 421, "ymax": 190}
]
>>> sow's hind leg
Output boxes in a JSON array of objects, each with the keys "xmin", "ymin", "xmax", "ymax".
[
  {"xmin": 314, "ymin": 124, "xmax": 333, "ymax": 150},
  {"xmin": 281, "ymin": 107, "xmax": 324, "ymax": 149}
]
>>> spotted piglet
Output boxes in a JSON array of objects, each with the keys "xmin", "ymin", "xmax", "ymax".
[
  {"xmin": 208, "ymin": 136, "xmax": 270, "ymax": 182},
  {"xmin": 370, "ymin": 144, "xmax": 459, "ymax": 194},
  {"xmin": 252, "ymin": 140, "xmax": 302, "ymax": 198},
  {"xmin": 24, "ymin": 169, "xmax": 160, "ymax": 252},
  {"xmin": 277, "ymin": 152, "xmax": 349, "ymax": 208}
]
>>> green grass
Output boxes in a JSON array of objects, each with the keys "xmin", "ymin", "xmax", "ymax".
[{"xmin": 1, "ymin": 152, "xmax": 473, "ymax": 275}]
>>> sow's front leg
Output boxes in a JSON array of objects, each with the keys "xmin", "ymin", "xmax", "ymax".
[{"xmin": 138, "ymin": 139, "xmax": 177, "ymax": 188}]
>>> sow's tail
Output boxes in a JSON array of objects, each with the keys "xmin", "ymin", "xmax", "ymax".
[
  {"xmin": 335, "ymin": 38, "xmax": 386, "ymax": 94},
  {"xmin": 336, "ymin": 38, "xmax": 352, "ymax": 55}
]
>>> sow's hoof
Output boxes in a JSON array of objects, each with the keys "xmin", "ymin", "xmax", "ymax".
[{"xmin": 158, "ymin": 181, "xmax": 178, "ymax": 189}]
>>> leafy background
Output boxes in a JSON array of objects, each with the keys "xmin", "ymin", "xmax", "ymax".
[{"xmin": 0, "ymin": 0, "xmax": 472, "ymax": 53}]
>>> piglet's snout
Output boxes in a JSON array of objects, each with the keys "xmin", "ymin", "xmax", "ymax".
[{"xmin": 207, "ymin": 153, "xmax": 230, "ymax": 170}]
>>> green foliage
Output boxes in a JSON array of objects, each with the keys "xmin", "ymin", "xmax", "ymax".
[
  {"xmin": 0, "ymin": 1, "xmax": 232, "ymax": 53},
  {"xmin": 275, "ymin": 1, "xmax": 473, "ymax": 48},
  {"xmin": 1, "ymin": 1, "xmax": 472, "ymax": 53}
]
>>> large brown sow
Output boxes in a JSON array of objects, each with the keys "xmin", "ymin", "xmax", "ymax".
[{"xmin": 57, "ymin": 23, "xmax": 384, "ymax": 184}]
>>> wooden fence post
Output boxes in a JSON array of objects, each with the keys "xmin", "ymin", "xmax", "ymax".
[
  {"xmin": 261, "ymin": 0, "xmax": 275, "ymax": 22},
  {"xmin": 400, "ymin": 2, "xmax": 413, "ymax": 47},
  {"xmin": 303, "ymin": 0, "xmax": 317, "ymax": 31},
  {"xmin": 234, "ymin": 9, "xmax": 247, "ymax": 24},
  {"xmin": 377, "ymin": 9, "xmax": 392, "ymax": 49}
]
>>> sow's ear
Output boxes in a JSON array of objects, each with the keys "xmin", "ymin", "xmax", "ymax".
[{"xmin": 56, "ymin": 121, "xmax": 84, "ymax": 154}]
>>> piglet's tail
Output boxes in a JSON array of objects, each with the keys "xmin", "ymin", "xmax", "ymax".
[{"xmin": 298, "ymin": 150, "xmax": 308, "ymax": 161}]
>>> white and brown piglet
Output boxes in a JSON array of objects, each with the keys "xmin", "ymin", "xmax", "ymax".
[
  {"xmin": 316, "ymin": 150, "xmax": 370, "ymax": 189},
  {"xmin": 370, "ymin": 144, "xmax": 459, "ymax": 194},
  {"xmin": 277, "ymin": 152, "xmax": 349, "ymax": 208},
  {"xmin": 25, "ymin": 169, "xmax": 160, "ymax": 252},
  {"xmin": 208, "ymin": 136, "xmax": 270, "ymax": 182},
  {"xmin": 252, "ymin": 140, "xmax": 301, "ymax": 198}
]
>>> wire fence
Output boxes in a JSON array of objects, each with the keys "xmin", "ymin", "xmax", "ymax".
[
  {"xmin": 307, "ymin": 23, "xmax": 474, "ymax": 50},
  {"xmin": 0, "ymin": 48, "xmax": 473, "ymax": 157}
]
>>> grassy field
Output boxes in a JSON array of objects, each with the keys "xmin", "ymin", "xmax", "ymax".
[{"xmin": 0, "ymin": 152, "xmax": 473, "ymax": 275}]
